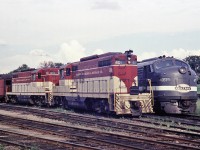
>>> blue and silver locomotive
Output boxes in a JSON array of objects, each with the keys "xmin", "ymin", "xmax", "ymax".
[{"xmin": 138, "ymin": 56, "xmax": 198, "ymax": 114}]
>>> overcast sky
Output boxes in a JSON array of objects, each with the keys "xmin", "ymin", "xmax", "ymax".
[{"xmin": 1, "ymin": 0, "xmax": 200, "ymax": 73}]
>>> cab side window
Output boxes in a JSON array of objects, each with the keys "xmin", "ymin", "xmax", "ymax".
[
  {"xmin": 59, "ymin": 69, "xmax": 64, "ymax": 79},
  {"xmin": 149, "ymin": 65, "xmax": 154, "ymax": 72},
  {"xmin": 66, "ymin": 68, "xmax": 71, "ymax": 76},
  {"xmin": 145, "ymin": 65, "xmax": 154, "ymax": 73},
  {"xmin": 38, "ymin": 73, "xmax": 41, "ymax": 79}
]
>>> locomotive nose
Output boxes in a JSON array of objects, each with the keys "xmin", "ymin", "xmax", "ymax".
[{"xmin": 179, "ymin": 66, "xmax": 187, "ymax": 74}]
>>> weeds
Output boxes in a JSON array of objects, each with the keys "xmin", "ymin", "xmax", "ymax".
[
  {"xmin": 0, "ymin": 144, "xmax": 4, "ymax": 150},
  {"xmin": 195, "ymin": 98, "xmax": 200, "ymax": 114},
  {"xmin": 30, "ymin": 145, "xmax": 39, "ymax": 150},
  {"xmin": 54, "ymin": 108, "xmax": 64, "ymax": 113}
]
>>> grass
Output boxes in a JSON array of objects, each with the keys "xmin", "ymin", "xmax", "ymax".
[
  {"xmin": 198, "ymin": 84, "xmax": 200, "ymax": 94},
  {"xmin": 30, "ymin": 146, "xmax": 39, "ymax": 150},
  {"xmin": 196, "ymin": 84, "xmax": 200, "ymax": 114},
  {"xmin": 196, "ymin": 98, "xmax": 200, "ymax": 114},
  {"xmin": 0, "ymin": 144, "xmax": 4, "ymax": 150}
]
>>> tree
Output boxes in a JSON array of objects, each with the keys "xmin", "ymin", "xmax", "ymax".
[
  {"xmin": 184, "ymin": 56, "xmax": 200, "ymax": 74},
  {"xmin": 39, "ymin": 61, "xmax": 64, "ymax": 68},
  {"xmin": 54, "ymin": 63, "xmax": 64, "ymax": 68},
  {"xmin": 184, "ymin": 56, "xmax": 200, "ymax": 84},
  {"xmin": 9, "ymin": 64, "xmax": 31, "ymax": 73}
]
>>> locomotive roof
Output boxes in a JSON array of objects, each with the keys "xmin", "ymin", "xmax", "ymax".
[
  {"xmin": 31, "ymin": 67, "xmax": 58, "ymax": 73},
  {"xmin": 60, "ymin": 50, "xmax": 135, "ymax": 69},
  {"xmin": 0, "ymin": 74, "xmax": 12, "ymax": 79},
  {"xmin": 59, "ymin": 52, "xmax": 123, "ymax": 69},
  {"xmin": 80, "ymin": 52, "xmax": 121, "ymax": 62},
  {"xmin": 138, "ymin": 56, "xmax": 177, "ymax": 67},
  {"xmin": 142, "ymin": 56, "xmax": 176, "ymax": 62}
]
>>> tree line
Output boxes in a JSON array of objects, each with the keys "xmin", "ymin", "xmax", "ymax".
[
  {"xmin": 184, "ymin": 56, "xmax": 200, "ymax": 83},
  {"xmin": 184, "ymin": 56, "xmax": 200, "ymax": 74},
  {"xmin": 9, "ymin": 61, "xmax": 64, "ymax": 73}
]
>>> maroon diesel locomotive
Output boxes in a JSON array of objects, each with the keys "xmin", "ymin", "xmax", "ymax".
[
  {"xmin": 1, "ymin": 68, "xmax": 60, "ymax": 106},
  {"xmin": 53, "ymin": 50, "xmax": 153, "ymax": 116},
  {"xmin": 0, "ymin": 50, "xmax": 153, "ymax": 116}
]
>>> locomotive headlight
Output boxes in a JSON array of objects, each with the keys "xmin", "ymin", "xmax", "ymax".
[{"xmin": 179, "ymin": 66, "xmax": 187, "ymax": 74}]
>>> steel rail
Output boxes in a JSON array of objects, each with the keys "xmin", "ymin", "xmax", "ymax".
[
  {"xmin": 0, "ymin": 113, "xmax": 200, "ymax": 150},
  {"xmin": 0, "ymin": 128, "xmax": 101, "ymax": 150}
]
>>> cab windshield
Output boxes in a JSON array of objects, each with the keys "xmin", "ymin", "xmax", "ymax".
[
  {"xmin": 154, "ymin": 60, "xmax": 173, "ymax": 70},
  {"xmin": 174, "ymin": 60, "xmax": 188, "ymax": 68},
  {"xmin": 154, "ymin": 59, "xmax": 188, "ymax": 70}
]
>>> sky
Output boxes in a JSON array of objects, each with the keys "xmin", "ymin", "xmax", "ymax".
[{"xmin": 0, "ymin": 0, "xmax": 200, "ymax": 73}]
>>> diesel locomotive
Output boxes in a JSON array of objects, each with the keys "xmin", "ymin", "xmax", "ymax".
[
  {"xmin": 1, "ymin": 68, "xmax": 60, "ymax": 105},
  {"xmin": 138, "ymin": 56, "xmax": 198, "ymax": 114},
  {"xmin": 53, "ymin": 50, "xmax": 153, "ymax": 116},
  {"xmin": 0, "ymin": 50, "xmax": 153, "ymax": 116}
]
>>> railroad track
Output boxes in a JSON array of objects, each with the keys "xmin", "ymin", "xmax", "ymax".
[
  {"xmin": 0, "ymin": 126, "xmax": 94, "ymax": 150},
  {"xmin": 1, "ymin": 103, "xmax": 200, "ymax": 131},
  {"xmin": 0, "ymin": 113, "xmax": 200, "ymax": 150},
  {"xmin": 179, "ymin": 114, "xmax": 200, "ymax": 122},
  {"xmin": 0, "ymin": 114, "xmax": 144, "ymax": 150},
  {"xmin": 142, "ymin": 113, "xmax": 200, "ymax": 131},
  {"xmin": 0, "ymin": 103, "xmax": 200, "ymax": 149},
  {"xmin": 1, "ymin": 103, "xmax": 200, "ymax": 134}
]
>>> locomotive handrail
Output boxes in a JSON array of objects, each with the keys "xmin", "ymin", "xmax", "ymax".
[{"xmin": 147, "ymin": 79, "xmax": 154, "ymax": 106}]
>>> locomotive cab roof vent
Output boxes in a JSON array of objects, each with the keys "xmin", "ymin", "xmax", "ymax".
[
  {"xmin": 158, "ymin": 55, "xmax": 174, "ymax": 59},
  {"xmin": 158, "ymin": 55, "xmax": 166, "ymax": 59}
]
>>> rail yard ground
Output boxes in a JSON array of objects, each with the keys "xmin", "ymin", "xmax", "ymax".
[{"xmin": 0, "ymin": 104, "xmax": 200, "ymax": 150}]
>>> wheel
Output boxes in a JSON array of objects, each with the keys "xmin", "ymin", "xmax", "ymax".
[
  {"xmin": 34, "ymin": 99, "xmax": 43, "ymax": 107},
  {"xmin": 61, "ymin": 97, "xmax": 69, "ymax": 109}
]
